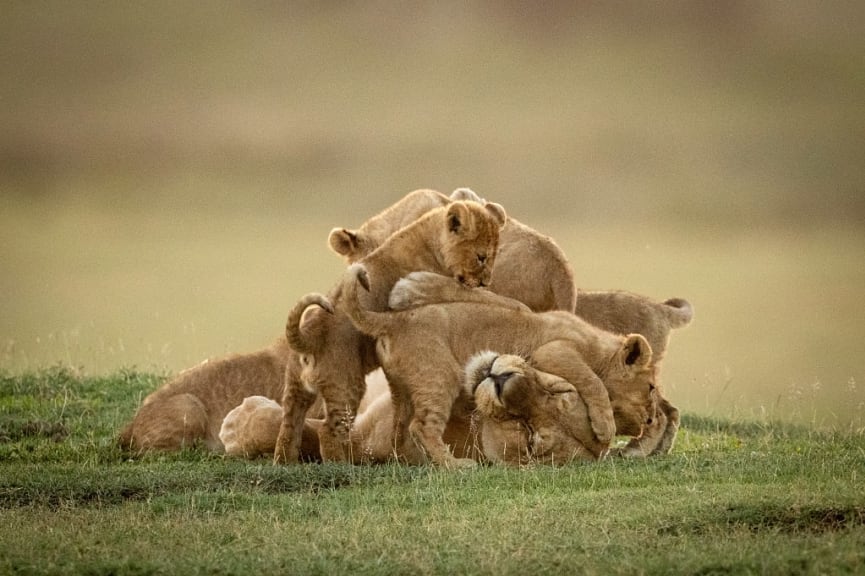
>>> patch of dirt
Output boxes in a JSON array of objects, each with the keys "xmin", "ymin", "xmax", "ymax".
[{"xmin": 659, "ymin": 504, "xmax": 865, "ymax": 535}]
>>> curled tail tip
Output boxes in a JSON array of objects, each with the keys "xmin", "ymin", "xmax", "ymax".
[
  {"xmin": 348, "ymin": 263, "xmax": 370, "ymax": 292},
  {"xmin": 663, "ymin": 298, "xmax": 694, "ymax": 326},
  {"xmin": 315, "ymin": 293, "xmax": 335, "ymax": 314}
]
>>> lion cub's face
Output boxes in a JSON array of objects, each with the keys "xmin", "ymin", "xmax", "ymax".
[
  {"xmin": 466, "ymin": 352, "xmax": 598, "ymax": 465},
  {"xmin": 602, "ymin": 334, "xmax": 659, "ymax": 439},
  {"xmin": 441, "ymin": 202, "xmax": 505, "ymax": 288}
]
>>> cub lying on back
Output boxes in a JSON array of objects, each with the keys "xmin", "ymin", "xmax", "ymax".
[
  {"xmin": 339, "ymin": 263, "xmax": 660, "ymax": 467},
  {"xmin": 274, "ymin": 200, "xmax": 507, "ymax": 464},
  {"xmin": 118, "ymin": 339, "xmax": 293, "ymax": 453},
  {"xmin": 221, "ymin": 352, "xmax": 677, "ymax": 465},
  {"xmin": 329, "ymin": 188, "xmax": 576, "ymax": 312}
]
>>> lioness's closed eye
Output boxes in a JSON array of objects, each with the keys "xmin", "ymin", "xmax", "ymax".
[{"xmin": 465, "ymin": 352, "xmax": 596, "ymax": 466}]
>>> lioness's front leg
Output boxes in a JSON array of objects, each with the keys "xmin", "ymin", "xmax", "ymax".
[{"xmin": 530, "ymin": 341, "xmax": 616, "ymax": 450}]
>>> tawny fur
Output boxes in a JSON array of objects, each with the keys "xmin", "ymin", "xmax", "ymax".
[
  {"xmin": 274, "ymin": 200, "xmax": 507, "ymax": 464},
  {"xmin": 328, "ymin": 188, "xmax": 576, "ymax": 312},
  {"xmin": 575, "ymin": 289, "xmax": 693, "ymax": 366},
  {"xmin": 220, "ymin": 396, "xmax": 322, "ymax": 460},
  {"xmin": 220, "ymin": 351, "xmax": 677, "ymax": 466},
  {"xmin": 118, "ymin": 339, "xmax": 295, "ymax": 453},
  {"xmin": 465, "ymin": 352, "xmax": 678, "ymax": 465},
  {"xmin": 389, "ymin": 273, "xmax": 694, "ymax": 374},
  {"xmin": 339, "ymin": 264, "xmax": 661, "ymax": 468}
]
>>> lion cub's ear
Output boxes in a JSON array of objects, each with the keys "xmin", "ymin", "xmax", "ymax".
[
  {"xmin": 484, "ymin": 202, "xmax": 507, "ymax": 227},
  {"xmin": 328, "ymin": 228, "xmax": 361, "ymax": 257},
  {"xmin": 446, "ymin": 202, "xmax": 470, "ymax": 234},
  {"xmin": 620, "ymin": 334, "xmax": 653, "ymax": 370}
]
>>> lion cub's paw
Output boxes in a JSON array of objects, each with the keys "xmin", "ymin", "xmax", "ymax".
[
  {"xmin": 389, "ymin": 271, "xmax": 451, "ymax": 310},
  {"xmin": 590, "ymin": 413, "xmax": 616, "ymax": 447}
]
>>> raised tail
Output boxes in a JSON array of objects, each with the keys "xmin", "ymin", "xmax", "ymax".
[
  {"xmin": 662, "ymin": 298, "xmax": 694, "ymax": 329},
  {"xmin": 285, "ymin": 292, "xmax": 334, "ymax": 354},
  {"xmin": 341, "ymin": 263, "xmax": 398, "ymax": 340}
]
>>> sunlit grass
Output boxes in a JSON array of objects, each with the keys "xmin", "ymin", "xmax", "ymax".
[{"xmin": 1, "ymin": 368, "xmax": 864, "ymax": 574}]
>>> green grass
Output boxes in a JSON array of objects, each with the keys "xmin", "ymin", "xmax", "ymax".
[{"xmin": 2, "ymin": 368, "xmax": 864, "ymax": 575}]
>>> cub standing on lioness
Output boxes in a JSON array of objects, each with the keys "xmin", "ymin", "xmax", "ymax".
[
  {"xmin": 329, "ymin": 188, "xmax": 577, "ymax": 313},
  {"xmin": 274, "ymin": 200, "xmax": 507, "ymax": 464},
  {"xmin": 388, "ymin": 271, "xmax": 690, "ymax": 459},
  {"xmin": 338, "ymin": 264, "xmax": 649, "ymax": 468}
]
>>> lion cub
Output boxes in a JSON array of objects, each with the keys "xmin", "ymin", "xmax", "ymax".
[
  {"xmin": 328, "ymin": 188, "xmax": 577, "ymax": 312},
  {"xmin": 118, "ymin": 339, "xmax": 293, "ymax": 453},
  {"xmin": 575, "ymin": 289, "xmax": 693, "ymax": 369},
  {"xmin": 339, "ymin": 264, "xmax": 654, "ymax": 468},
  {"xmin": 274, "ymin": 200, "xmax": 507, "ymax": 464}
]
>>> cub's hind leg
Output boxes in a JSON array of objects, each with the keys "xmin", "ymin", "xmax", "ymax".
[
  {"xmin": 123, "ymin": 393, "xmax": 209, "ymax": 453},
  {"xmin": 405, "ymin": 371, "xmax": 476, "ymax": 469}
]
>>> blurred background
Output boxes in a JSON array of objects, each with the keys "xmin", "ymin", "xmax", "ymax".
[{"xmin": 2, "ymin": 2, "xmax": 864, "ymax": 428}]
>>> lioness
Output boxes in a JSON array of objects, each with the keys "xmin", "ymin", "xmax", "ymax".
[
  {"xmin": 221, "ymin": 351, "xmax": 675, "ymax": 465},
  {"xmin": 467, "ymin": 352, "xmax": 678, "ymax": 463},
  {"xmin": 274, "ymin": 200, "xmax": 507, "ymax": 464},
  {"xmin": 118, "ymin": 339, "xmax": 294, "ymax": 453},
  {"xmin": 328, "ymin": 188, "xmax": 577, "ymax": 312},
  {"xmin": 339, "ymin": 264, "xmax": 652, "ymax": 468}
]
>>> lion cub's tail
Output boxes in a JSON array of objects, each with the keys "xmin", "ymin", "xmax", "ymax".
[
  {"xmin": 661, "ymin": 298, "xmax": 694, "ymax": 329},
  {"xmin": 285, "ymin": 292, "xmax": 334, "ymax": 354},
  {"xmin": 342, "ymin": 263, "xmax": 397, "ymax": 339}
]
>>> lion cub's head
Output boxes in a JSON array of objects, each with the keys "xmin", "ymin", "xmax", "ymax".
[
  {"xmin": 465, "ymin": 352, "xmax": 600, "ymax": 465},
  {"xmin": 600, "ymin": 334, "xmax": 659, "ymax": 439},
  {"xmin": 437, "ymin": 201, "xmax": 506, "ymax": 288}
]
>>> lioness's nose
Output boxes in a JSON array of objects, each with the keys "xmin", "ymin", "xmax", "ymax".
[{"xmin": 491, "ymin": 373, "xmax": 510, "ymax": 397}]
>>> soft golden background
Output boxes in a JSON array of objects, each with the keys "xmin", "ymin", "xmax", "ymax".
[{"xmin": 2, "ymin": 2, "xmax": 864, "ymax": 427}]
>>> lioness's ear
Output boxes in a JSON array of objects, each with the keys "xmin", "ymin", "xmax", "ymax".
[
  {"xmin": 328, "ymin": 228, "xmax": 360, "ymax": 257},
  {"xmin": 620, "ymin": 334, "xmax": 653, "ymax": 369},
  {"xmin": 446, "ymin": 202, "xmax": 469, "ymax": 234},
  {"xmin": 484, "ymin": 202, "xmax": 507, "ymax": 227}
]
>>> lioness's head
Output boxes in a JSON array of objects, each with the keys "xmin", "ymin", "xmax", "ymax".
[
  {"xmin": 440, "ymin": 201, "xmax": 506, "ymax": 288},
  {"xmin": 465, "ymin": 352, "xmax": 599, "ymax": 466}
]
